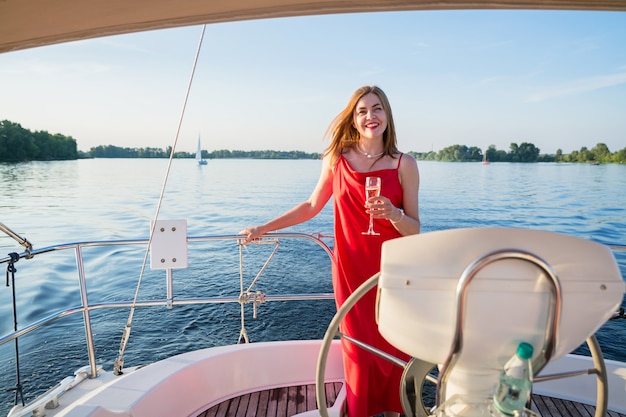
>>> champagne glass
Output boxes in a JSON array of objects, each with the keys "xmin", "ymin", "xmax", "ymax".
[{"xmin": 362, "ymin": 176, "xmax": 381, "ymax": 235}]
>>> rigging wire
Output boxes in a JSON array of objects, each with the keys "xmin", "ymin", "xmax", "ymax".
[{"xmin": 113, "ymin": 24, "xmax": 207, "ymax": 375}]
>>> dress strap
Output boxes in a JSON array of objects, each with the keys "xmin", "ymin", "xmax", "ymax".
[{"xmin": 396, "ymin": 153, "xmax": 404, "ymax": 169}]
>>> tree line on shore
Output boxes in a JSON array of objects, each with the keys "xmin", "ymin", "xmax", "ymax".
[
  {"xmin": 88, "ymin": 145, "xmax": 322, "ymax": 160},
  {"xmin": 412, "ymin": 142, "xmax": 626, "ymax": 164},
  {"xmin": 0, "ymin": 120, "xmax": 78, "ymax": 162},
  {"xmin": 1, "ymin": 119, "xmax": 624, "ymax": 164}
]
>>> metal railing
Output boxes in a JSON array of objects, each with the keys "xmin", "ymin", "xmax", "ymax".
[{"xmin": 0, "ymin": 232, "xmax": 335, "ymax": 382}]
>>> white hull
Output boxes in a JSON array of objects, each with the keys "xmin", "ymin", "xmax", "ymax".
[
  {"xmin": 10, "ymin": 340, "xmax": 626, "ymax": 417},
  {"xmin": 14, "ymin": 340, "xmax": 346, "ymax": 417}
]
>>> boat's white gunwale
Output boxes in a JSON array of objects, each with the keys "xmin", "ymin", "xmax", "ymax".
[
  {"xmin": 19, "ymin": 340, "xmax": 626, "ymax": 417},
  {"xmin": 38, "ymin": 339, "xmax": 344, "ymax": 417}
]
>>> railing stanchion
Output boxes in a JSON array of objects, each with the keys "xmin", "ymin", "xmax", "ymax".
[{"xmin": 166, "ymin": 268, "xmax": 174, "ymax": 309}]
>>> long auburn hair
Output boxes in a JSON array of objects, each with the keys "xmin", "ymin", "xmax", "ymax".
[{"xmin": 323, "ymin": 85, "xmax": 399, "ymax": 167}]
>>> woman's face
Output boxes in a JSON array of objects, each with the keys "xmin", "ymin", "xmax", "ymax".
[{"xmin": 353, "ymin": 93, "xmax": 388, "ymax": 141}]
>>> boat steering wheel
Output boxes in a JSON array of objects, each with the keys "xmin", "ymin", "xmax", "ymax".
[
  {"xmin": 315, "ymin": 273, "xmax": 610, "ymax": 417},
  {"xmin": 315, "ymin": 273, "xmax": 436, "ymax": 417}
]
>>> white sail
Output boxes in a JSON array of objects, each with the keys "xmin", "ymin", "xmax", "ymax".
[{"xmin": 196, "ymin": 135, "xmax": 207, "ymax": 165}]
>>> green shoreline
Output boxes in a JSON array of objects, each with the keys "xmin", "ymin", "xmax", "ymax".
[{"xmin": 2, "ymin": 120, "xmax": 625, "ymax": 164}]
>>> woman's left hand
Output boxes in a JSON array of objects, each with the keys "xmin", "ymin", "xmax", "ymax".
[{"xmin": 365, "ymin": 196, "xmax": 402, "ymax": 222}]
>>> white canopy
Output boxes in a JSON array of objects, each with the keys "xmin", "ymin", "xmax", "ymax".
[{"xmin": 1, "ymin": 0, "xmax": 626, "ymax": 54}]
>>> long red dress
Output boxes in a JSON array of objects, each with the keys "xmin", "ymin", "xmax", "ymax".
[{"xmin": 332, "ymin": 154, "xmax": 410, "ymax": 417}]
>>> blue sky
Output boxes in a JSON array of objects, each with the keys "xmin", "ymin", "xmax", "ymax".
[{"xmin": 0, "ymin": 10, "xmax": 624, "ymax": 155}]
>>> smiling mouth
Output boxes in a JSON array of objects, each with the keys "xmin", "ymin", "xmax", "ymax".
[{"xmin": 366, "ymin": 122, "xmax": 379, "ymax": 128}]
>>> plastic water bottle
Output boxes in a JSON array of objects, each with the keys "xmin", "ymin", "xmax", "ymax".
[{"xmin": 493, "ymin": 342, "xmax": 534, "ymax": 416}]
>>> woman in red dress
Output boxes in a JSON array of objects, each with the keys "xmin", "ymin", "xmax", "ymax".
[{"xmin": 240, "ymin": 85, "xmax": 421, "ymax": 417}]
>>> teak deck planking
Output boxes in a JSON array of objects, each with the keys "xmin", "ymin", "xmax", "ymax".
[{"xmin": 195, "ymin": 383, "xmax": 626, "ymax": 417}]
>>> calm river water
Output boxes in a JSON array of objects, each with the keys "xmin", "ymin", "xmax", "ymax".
[{"xmin": 1, "ymin": 158, "xmax": 625, "ymax": 415}]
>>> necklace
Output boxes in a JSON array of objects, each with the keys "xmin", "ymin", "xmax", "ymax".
[{"xmin": 356, "ymin": 143, "xmax": 384, "ymax": 159}]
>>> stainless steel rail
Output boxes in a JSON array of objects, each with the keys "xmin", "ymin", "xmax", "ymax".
[
  {"xmin": 436, "ymin": 248, "xmax": 562, "ymax": 406},
  {"xmin": 0, "ymin": 222, "xmax": 33, "ymax": 252},
  {"xmin": 0, "ymin": 232, "xmax": 334, "ymax": 380}
]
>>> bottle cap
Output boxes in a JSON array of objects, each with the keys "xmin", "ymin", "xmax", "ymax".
[{"xmin": 517, "ymin": 342, "xmax": 534, "ymax": 360}]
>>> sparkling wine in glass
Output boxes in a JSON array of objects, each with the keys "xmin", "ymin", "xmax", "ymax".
[{"xmin": 362, "ymin": 176, "xmax": 381, "ymax": 235}]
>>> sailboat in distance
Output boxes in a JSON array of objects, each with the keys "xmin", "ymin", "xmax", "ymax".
[{"xmin": 196, "ymin": 134, "xmax": 207, "ymax": 165}]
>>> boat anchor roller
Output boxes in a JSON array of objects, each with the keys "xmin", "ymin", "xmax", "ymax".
[{"xmin": 376, "ymin": 227, "xmax": 625, "ymax": 417}]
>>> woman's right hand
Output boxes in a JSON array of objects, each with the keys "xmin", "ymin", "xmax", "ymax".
[{"xmin": 239, "ymin": 225, "xmax": 266, "ymax": 243}]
